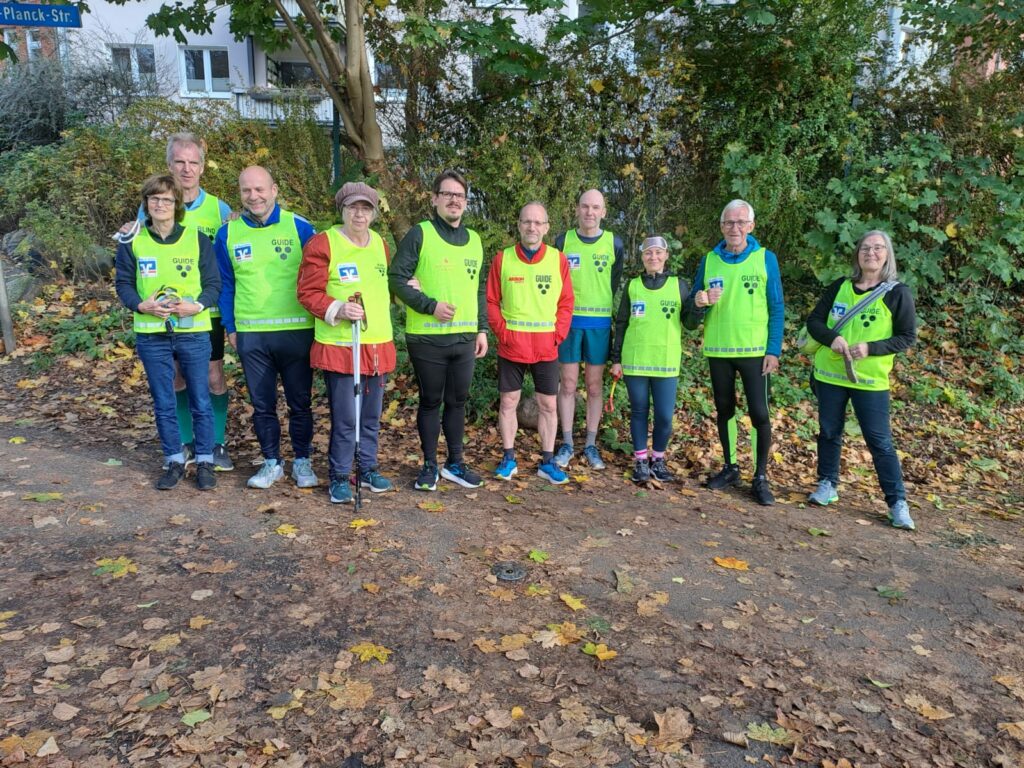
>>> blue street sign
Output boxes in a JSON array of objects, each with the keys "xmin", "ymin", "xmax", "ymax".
[{"xmin": 0, "ymin": 3, "xmax": 82, "ymax": 28}]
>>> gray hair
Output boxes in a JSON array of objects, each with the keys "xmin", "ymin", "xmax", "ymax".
[
  {"xmin": 720, "ymin": 199, "xmax": 755, "ymax": 224},
  {"xmin": 851, "ymin": 230, "xmax": 899, "ymax": 282},
  {"xmin": 519, "ymin": 200, "xmax": 548, "ymax": 222},
  {"xmin": 166, "ymin": 132, "xmax": 206, "ymax": 166}
]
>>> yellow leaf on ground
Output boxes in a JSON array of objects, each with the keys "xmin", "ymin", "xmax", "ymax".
[
  {"xmin": 904, "ymin": 692, "xmax": 955, "ymax": 720},
  {"xmin": 349, "ymin": 518, "xmax": 380, "ymax": 529},
  {"xmin": 275, "ymin": 523, "xmax": 298, "ymax": 538},
  {"xmin": 417, "ymin": 500, "xmax": 445, "ymax": 512},
  {"xmin": 511, "ymin": 706, "xmax": 525, "ymax": 719},
  {"xmin": 581, "ymin": 642, "xmax": 618, "ymax": 661},
  {"xmin": 93, "ymin": 556, "xmax": 138, "ymax": 579},
  {"xmin": 362, "ymin": 582, "xmax": 380, "ymax": 594},
  {"xmin": 560, "ymin": 593, "xmax": 586, "ymax": 612},
  {"xmin": 997, "ymin": 721, "xmax": 1024, "ymax": 741},
  {"xmin": 714, "ymin": 556, "xmax": 749, "ymax": 571},
  {"xmin": 589, "ymin": 78, "xmax": 605, "ymax": 93},
  {"xmin": 400, "ymin": 575, "xmax": 422, "ymax": 588},
  {"xmin": 327, "ymin": 680, "xmax": 374, "ymax": 710},
  {"xmin": 8, "ymin": 437, "xmax": 26, "ymax": 444},
  {"xmin": 651, "ymin": 707, "xmax": 694, "ymax": 751},
  {"xmin": 149, "ymin": 633, "xmax": 181, "ymax": 652},
  {"xmin": 189, "ymin": 616, "xmax": 213, "ymax": 630},
  {"xmin": 349, "ymin": 641, "xmax": 392, "ymax": 664}
]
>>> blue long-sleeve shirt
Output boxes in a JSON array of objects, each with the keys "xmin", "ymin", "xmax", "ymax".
[
  {"xmin": 686, "ymin": 235, "xmax": 785, "ymax": 357},
  {"xmin": 214, "ymin": 204, "xmax": 316, "ymax": 333}
]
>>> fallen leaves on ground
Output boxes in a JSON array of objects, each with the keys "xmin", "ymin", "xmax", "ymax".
[
  {"xmin": 713, "ymin": 556, "xmax": 749, "ymax": 570},
  {"xmin": 349, "ymin": 642, "xmax": 392, "ymax": 664},
  {"xmin": 93, "ymin": 556, "xmax": 138, "ymax": 579}
]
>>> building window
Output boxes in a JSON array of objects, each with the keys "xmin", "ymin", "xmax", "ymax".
[
  {"xmin": 180, "ymin": 47, "xmax": 230, "ymax": 96},
  {"xmin": 25, "ymin": 29, "xmax": 44, "ymax": 60},
  {"xmin": 111, "ymin": 44, "xmax": 156, "ymax": 88},
  {"xmin": 2, "ymin": 29, "xmax": 18, "ymax": 53},
  {"xmin": 274, "ymin": 60, "xmax": 319, "ymax": 88}
]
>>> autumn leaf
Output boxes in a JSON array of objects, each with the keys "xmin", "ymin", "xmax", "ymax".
[
  {"xmin": 526, "ymin": 583, "xmax": 550, "ymax": 596},
  {"xmin": 997, "ymin": 721, "xmax": 1024, "ymax": 741},
  {"xmin": 349, "ymin": 518, "xmax": 381, "ymax": 529},
  {"xmin": 560, "ymin": 593, "xmax": 586, "ymax": 612},
  {"xmin": 189, "ymin": 616, "xmax": 213, "ymax": 630},
  {"xmin": 651, "ymin": 707, "xmax": 694, "ymax": 751},
  {"xmin": 417, "ymin": 500, "xmax": 445, "ymax": 512},
  {"xmin": 589, "ymin": 78, "xmax": 605, "ymax": 93},
  {"xmin": 362, "ymin": 582, "xmax": 380, "ymax": 594},
  {"xmin": 746, "ymin": 721, "xmax": 796, "ymax": 745},
  {"xmin": 714, "ymin": 556, "xmax": 749, "ymax": 571},
  {"xmin": 581, "ymin": 642, "xmax": 618, "ymax": 661},
  {"xmin": 511, "ymin": 705, "xmax": 525, "ymax": 720},
  {"xmin": 327, "ymin": 680, "xmax": 374, "ymax": 710},
  {"xmin": 8, "ymin": 436, "xmax": 26, "ymax": 444},
  {"xmin": 275, "ymin": 523, "xmax": 299, "ymax": 538},
  {"xmin": 181, "ymin": 709, "xmax": 212, "ymax": 727},
  {"xmin": 528, "ymin": 548, "xmax": 550, "ymax": 563},
  {"xmin": 876, "ymin": 585, "xmax": 905, "ymax": 600},
  {"xmin": 533, "ymin": 621, "xmax": 583, "ymax": 647},
  {"xmin": 137, "ymin": 690, "xmax": 170, "ymax": 711},
  {"xmin": 148, "ymin": 633, "xmax": 181, "ymax": 652},
  {"xmin": 867, "ymin": 678, "xmax": 894, "ymax": 688},
  {"xmin": 93, "ymin": 556, "xmax": 138, "ymax": 579},
  {"xmin": 23, "ymin": 492, "xmax": 64, "ymax": 502},
  {"xmin": 807, "ymin": 527, "xmax": 832, "ymax": 537},
  {"xmin": 904, "ymin": 692, "xmax": 954, "ymax": 720},
  {"xmin": 349, "ymin": 641, "xmax": 392, "ymax": 664},
  {"xmin": 505, "ymin": 494, "xmax": 524, "ymax": 504},
  {"xmin": 266, "ymin": 690, "xmax": 304, "ymax": 719}
]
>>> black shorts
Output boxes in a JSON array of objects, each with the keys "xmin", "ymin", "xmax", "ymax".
[
  {"xmin": 209, "ymin": 315, "xmax": 225, "ymax": 362},
  {"xmin": 497, "ymin": 356, "xmax": 560, "ymax": 396}
]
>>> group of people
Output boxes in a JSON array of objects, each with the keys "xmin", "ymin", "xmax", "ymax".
[{"xmin": 114, "ymin": 132, "xmax": 918, "ymax": 531}]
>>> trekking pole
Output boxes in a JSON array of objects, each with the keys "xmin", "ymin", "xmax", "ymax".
[{"xmin": 350, "ymin": 292, "xmax": 365, "ymax": 512}]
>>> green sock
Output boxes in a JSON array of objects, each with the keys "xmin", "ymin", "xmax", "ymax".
[
  {"xmin": 175, "ymin": 390, "xmax": 194, "ymax": 444},
  {"xmin": 211, "ymin": 392, "xmax": 229, "ymax": 445},
  {"xmin": 726, "ymin": 415, "xmax": 737, "ymax": 465}
]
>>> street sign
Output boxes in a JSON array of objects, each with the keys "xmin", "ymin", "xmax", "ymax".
[{"xmin": 0, "ymin": 3, "xmax": 82, "ymax": 28}]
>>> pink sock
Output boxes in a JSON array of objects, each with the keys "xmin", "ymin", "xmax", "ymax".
[
  {"xmin": 652, "ymin": 450, "xmax": 665, "ymax": 460},
  {"xmin": 634, "ymin": 450, "xmax": 648, "ymax": 460}
]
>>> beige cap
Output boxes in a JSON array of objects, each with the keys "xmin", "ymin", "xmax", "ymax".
[{"xmin": 336, "ymin": 182, "xmax": 379, "ymax": 210}]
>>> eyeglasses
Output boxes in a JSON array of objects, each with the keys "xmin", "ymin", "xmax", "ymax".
[
  {"xmin": 148, "ymin": 196, "xmax": 176, "ymax": 207},
  {"xmin": 721, "ymin": 220, "xmax": 750, "ymax": 229},
  {"xmin": 437, "ymin": 190, "xmax": 467, "ymax": 201},
  {"xmin": 859, "ymin": 245, "xmax": 887, "ymax": 254},
  {"xmin": 519, "ymin": 220, "xmax": 548, "ymax": 227}
]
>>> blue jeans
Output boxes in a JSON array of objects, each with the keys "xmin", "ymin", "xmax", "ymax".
[
  {"xmin": 325, "ymin": 371, "xmax": 385, "ymax": 481},
  {"xmin": 624, "ymin": 375, "xmax": 678, "ymax": 453},
  {"xmin": 136, "ymin": 332, "xmax": 214, "ymax": 462},
  {"xmin": 816, "ymin": 380, "xmax": 905, "ymax": 505}
]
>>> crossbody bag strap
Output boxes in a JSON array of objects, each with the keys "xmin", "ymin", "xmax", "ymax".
[{"xmin": 832, "ymin": 281, "xmax": 898, "ymax": 334}]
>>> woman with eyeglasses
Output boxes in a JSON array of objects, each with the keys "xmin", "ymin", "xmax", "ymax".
[
  {"xmin": 114, "ymin": 174, "xmax": 221, "ymax": 491},
  {"xmin": 803, "ymin": 230, "xmax": 917, "ymax": 530}
]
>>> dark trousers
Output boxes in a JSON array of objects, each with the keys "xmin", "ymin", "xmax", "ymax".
[
  {"xmin": 236, "ymin": 329, "xmax": 313, "ymax": 461},
  {"xmin": 325, "ymin": 371, "xmax": 385, "ymax": 481},
  {"xmin": 624, "ymin": 375, "xmax": 678, "ymax": 453},
  {"xmin": 708, "ymin": 356, "xmax": 771, "ymax": 474},
  {"xmin": 408, "ymin": 340, "xmax": 476, "ymax": 464},
  {"xmin": 816, "ymin": 379, "xmax": 906, "ymax": 506}
]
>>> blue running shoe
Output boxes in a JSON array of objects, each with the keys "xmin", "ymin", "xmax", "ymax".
[
  {"xmin": 495, "ymin": 457, "xmax": 518, "ymax": 480},
  {"xmin": 537, "ymin": 461, "xmax": 569, "ymax": 485}
]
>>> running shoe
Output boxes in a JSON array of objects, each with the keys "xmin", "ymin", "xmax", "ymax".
[
  {"xmin": 415, "ymin": 462, "xmax": 438, "ymax": 491},
  {"xmin": 195, "ymin": 461, "xmax": 217, "ymax": 491},
  {"xmin": 495, "ymin": 457, "xmax": 518, "ymax": 481},
  {"xmin": 212, "ymin": 443, "xmax": 234, "ymax": 471},
  {"xmin": 537, "ymin": 461, "xmax": 570, "ymax": 485},
  {"xmin": 705, "ymin": 464, "xmax": 740, "ymax": 490},
  {"xmin": 360, "ymin": 469, "xmax": 393, "ymax": 493},
  {"xmin": 329, "ymin": 479, "xmax": 353, "ymax": 504},
  {"xmin": 163, "ymin": 442, "xmax": 195, "ymax": 471},
  {"xmin": 808, "ymin": 479, "xmax": 839, "ymax": 506},
  {"xmin": 631, "ymin": 459, "xmax": 651, "ymax": 484},
  {"xmin": 582, "ymin": 445, "xmax": 606, "ymax": 470},
  {"xmin": 649, "ymin": 458, "xmax": 674, "ymax": 482},
  {"xmin": 751, "ymin": 474, "xmax": 775, "ymax": 506},
  {"xmin": 291, "ymin": 457, "xmax": 319, "ymax": 488},
  {"xmin": 889, "ymin": 499, "xmax": 916, "ymax": 530},
  {"xmin": 553, "ymin": 443, "xmax": 574, "ymax": 468},
  {"xmin": 156, "ymin": 462, "xmax": 185, "ymax": 490},
  {"xmin": 441, "ymin": 461, "xmax": 482, "ymax": 489},
  {"xmin": 247, "ymin": 459, "xmax": 284, "ymax": 489}
]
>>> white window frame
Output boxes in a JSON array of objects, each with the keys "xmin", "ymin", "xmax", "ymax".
[
  {"xmin": 25, "ymin": 29, "xmax": 44, "ymax": 60},
  {"xmin": 111, "ymin": 44, "xmax": 157, "ymax": 87},
  {"xmin": 3, "ymin": 29, "xmax": 18, "ymax": 51},
  {"xmin": 178, "ymin": 46, "xmax": 232, "ymax": 98}
]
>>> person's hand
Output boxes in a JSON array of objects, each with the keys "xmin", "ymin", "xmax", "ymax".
[
  {"xmin": 830, "ymin": 336, "xmax": 851, "ymax": 359},
  {"xmin": 169, "ymin": 301, "xmax": 201, "ymax": 318},
  {"xmin": 705, "ymin": 287, "xmax": 723, "ymax": 306},
  {"xmin": 762, "ymin": 354, "xmax": 779, "ymax": 376},
  {"xmin": 611, "ymin": 363, "xmax": 623, "ymax": 379},
  {"xmin": 343, "ymin": 301, "xmax": 365, "ymax": 321},
  {"xmin": 227, "ymin": 332, "xmax": 237, "ymax": 349},
  {"xmin": 849, "ymin": 342, "xmax": 869, "ymax": 360},
  {"xmin": 406, "ymin": 277, "xmax": 422, "ymax": 292},
  {"xmin": 138, "ymin": 291, "xmax": 172, "ymax": 319},
  {"xmin": 474, "ymin": 332, "xmax": 488, "ymax": 359},
  {"xmin": 118, "ymin": 220, "xmax": 135, "ymax": 235},
  {"xmin": 433, "ymin": 301, "xmax": 457, "ymax": 322}
]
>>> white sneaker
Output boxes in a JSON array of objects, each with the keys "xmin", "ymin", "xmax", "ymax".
[
  {"xmin": 291, "ymin": 458, "xmax": 319, "ymax": 488},
  {"xmin": 247, "ymin": 459, "xmax": 284, "ymax": 489}
]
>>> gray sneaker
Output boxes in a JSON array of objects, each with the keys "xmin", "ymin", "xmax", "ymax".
[
  {"xmin": 808, "ymin": 479, "xmax": 839, "ymax": 506},
  {"xmin": 554, "ymin": 443, "xmax": 574, "ymax": 468},
  {"xmin": 291, "ymin": 457, "xmax": 319, "ymax": 488},
  {"xmin": 889, "ymin": 499, "xmax": 916, "ymax": 530},
  {"xmin": 247, "ymin": 459, "xmax": 284, "ymax": 489},
  {"xmin": 212, "ymin": 443, "xmax": 234, "ymax": 471},
  {"xmin": 582, "ymin": 445, "xmax": 606, "ymax": 470}
]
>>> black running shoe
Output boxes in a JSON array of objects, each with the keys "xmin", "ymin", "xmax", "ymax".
[
  {"xmin": 195, "ymin": 461, "xmax": 217, "ymax": 491},
  {"xmin": 649, "ymin": 458, "xmax": 674, "ymax": 482},
  {"xmin": 156, "ymin": 462, "xmax": 185, "ymax": 490},
  {"xmin": 415, "ymin": 462, "xmax": 438, "ymax": 491},
  {"xmin": 631, "ymin": 459, "xmax": 651, "ymax": 484},
  {"xmin": 705, "ymin": 464, "xmax": 740, "ymax": 490},
  {"xmin": 751, "ymin": 474, "xmax": 775, "ymax": 506},
  {"xmin": 441, "ymin": 461, "xmax": 482, "ymax": 489}
]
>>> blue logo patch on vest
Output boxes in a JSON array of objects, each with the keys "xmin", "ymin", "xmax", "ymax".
[
  {"xmin": 566, "ymin": 253, "xmax": 581, "ymax": 270},
  {"xmin": 831, "ymin": 303, "xmax": 848, "ymax": 320},
  {"xmin": 138, "ymin": 258, "xmax": 157, "ymax": 278},
  {"xmin": 233, "ymin": 243, "xmax": 253, "ymax": 263},
  {"xmin": 709, "ymin": 277, "xmax": 724, "ymax": 290},
  {"xmin": 631, "ymin": 301, "xmax": 646, "ymax": 317},
  {"xmin": 337, "ymin": 263, "xmax": 359, "ymax": 283}
]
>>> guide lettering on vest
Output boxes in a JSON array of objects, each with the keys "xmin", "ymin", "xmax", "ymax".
[{"xmin": 233, "ymin": 243, "xmax": 253, "ymax": 262}]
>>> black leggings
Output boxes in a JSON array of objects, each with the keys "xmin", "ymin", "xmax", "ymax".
[
  {"xmin": 708, "ymin": 357, "xmax": 771, "ymax": 475},
  {"xmin": 408, "ymin": 340, "xmax": 476, "ymax": 464}
]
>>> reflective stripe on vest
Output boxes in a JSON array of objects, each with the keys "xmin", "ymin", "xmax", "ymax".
[
  {"xmin": 813, "ymin": 279, "xmax": 896, "ymax": 391},
  {"xmin": 621, "ymin": 275, "xmax": 681, "ymax": 377},
  {"xmin": 702, "ymin": 247, "xmax": 768, "ymax": 358},
  {"xmin": 499, "ymin": 245, "xmax": 562, "ymax": 333},
  {"xmin": 563, "ymin": 229, "xmax": 615, "ymax": 318},
  {"xmin": 132, "ymin": 225, "xmax": 211, "ymax": 334},
  {"xmin": 405, "ymin": 221, "xmax": 482, "ymax": 334}
]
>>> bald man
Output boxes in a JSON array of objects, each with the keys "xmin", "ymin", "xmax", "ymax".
[
  {"xmin": 554, "ymin": 189, "xmax": 624, "ymax": 470},
  {"xmin": 215, "ymin": 166, "xmax": 319, "ymax": 490}
]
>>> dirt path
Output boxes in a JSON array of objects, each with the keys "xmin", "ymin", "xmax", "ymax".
[{"xmin": 1, "ymin": 418, "xmax": 1023, "ymax": 768}]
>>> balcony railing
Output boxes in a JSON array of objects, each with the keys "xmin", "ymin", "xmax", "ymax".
[
  {"xmin": 272, "ymin": 0, "xmax": 342, "ymax": 25},
  {"xmin": 233, "ymin": 89, "xmax": 334, "ymax": 125}
]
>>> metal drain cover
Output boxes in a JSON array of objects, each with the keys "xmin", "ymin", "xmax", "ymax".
[{"xmin": 491, "ymin": 561, "xmax": 526, "ymax": 582}]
